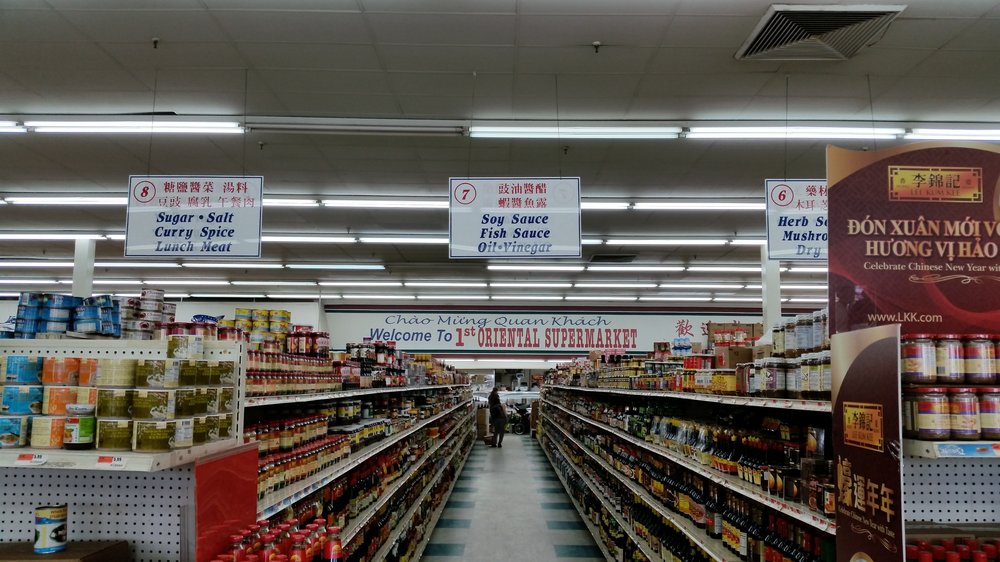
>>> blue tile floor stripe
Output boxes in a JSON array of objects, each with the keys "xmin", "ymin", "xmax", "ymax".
[
  {"xmin": 424, "ymin": 543, "xmax": 466, "ymax": 556},
  {"xmin": 547, "ymin": 520, "xmax": 588, "ymax": 530},
  {"xmin": 451, "ymin": 486, "xmax": 476, "ymax": 493},
  {"xmin": 554, "ymin": 544, "xmax": 605, "ymax": 558},
  {"xmin": 445, "ymin": 500, "xmax": 476, "ymax": 508},
  {"xmin": 539, "ymin": 486, "xmax": 568, "ymax": 493},
  {"xmin": 435, "ymin": 518, "xmax": 472, "ymax": 528},
  {"xmin": 541, "ymin": 501, "xmax": 575, "ymax": 510}
]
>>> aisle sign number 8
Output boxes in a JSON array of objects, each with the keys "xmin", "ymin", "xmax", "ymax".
[
  {"xmin": 133, "ymin": 180, "xmax": 156, "ymax": 204},
  {"xmin": 453, "ymin": 182, "xmax": 476, "ymax": 205}
]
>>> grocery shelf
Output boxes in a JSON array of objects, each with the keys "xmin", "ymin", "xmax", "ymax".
[
  {"xmin": 245, "ymin": 384, "xmax": 470, "ymax": 407},
  {"xmin": 371, "ymin": 427, "xmax": 472, "ymax": 561},
  {"xmin": 542, "ymin": 432, "xmax": 659, "ymax": 562},
  {"xmin": 0, "ymin": 438, "xmax": 241, "ymax": 472},
  {"xmin": 342, "ymin": 413, "xmax": 472, "ymax": 546},
  {"xmin": 542, "ymin": 414, "xmax": 733, "ymax": 562},
  {"xmin": 544, "ymin": 399, "xmax": 837, "ymax": 535},
  {"xmin": 0, "ymin": 339, "xmax": 241, "ymax": 357},
  {"xmin": 542, "ymin": 444, "xmax": 619, "ymax": 562},
  {"xmin": 549, "ymin": 385, "xmax": 832, "ymax": 413},
  {"xmin": 903, "ymin": 439, "xmax": 1000, "ymax": 459},
  {"xmin": 409, "ymin": 434, "xmax": 473, "ymax": 562},
  {"xmin": 256, "ymin": 400, "xmax": 470, "ymax": 518}
]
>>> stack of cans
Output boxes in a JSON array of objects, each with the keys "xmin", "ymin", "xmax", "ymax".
[
  {"xmin": 117, "ymin": 288, "xmax": 169, "ymax": 340},
  {"xmin": 71, "ymin": 295, "xmax": 121, "ymax": 337}
]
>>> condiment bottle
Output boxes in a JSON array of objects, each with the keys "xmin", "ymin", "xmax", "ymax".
[{"xmin": 322, "ymin": 526, "xmax": 343, "ymax": 562}]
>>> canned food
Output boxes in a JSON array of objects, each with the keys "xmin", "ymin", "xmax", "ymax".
[
  {"xmin": 64, "ymin": 404, "xmax": 96, "ymax": 449},
  {"xmin": 132, "ymin": 420, "xmax": 175, "ymax": 452},
  {"xmin": 41, "ymin": 357, "xmax": 80, "ymax": 386},
  {"xmin": 914, "ymin": 387, "xmax": 951, "ymax": 440},
  {"xmin": 137, "ymin": 299, "xmax": 162, "ymax": 313},
  {"xmin": 176, "ymin": 388, "xmax": 197, "ymax": 417},
  {"xmin": 73, "ymin": 306, "xmax": 102, "ymax": 320},
  {"xmin": 950, "ymin": 387, "xmax": 981, "ymax": 439},
  {"xmin": 19, "ymin": 292, "xmax": 44, "ymax": 307},
  {"xmin": 269, "ymin": 321, "xmax": 289, "ymax": 333},
  {"xmin": 134, "ymin": 310, "xmax": 162, "ymax": 322},
  {"xmin": 192, "ymin": 416, "xmax": 208, "ymax": 445},
  {"xmin": 37, "ymin": 321, "xmax": 67, "ymax": 333},
  {"xmin": 160, "ymin": 302, "xmax": 177, "ymax": 315},
  {"xmin": 83, "ymin": 358, "xmax": 136, "ymax": 387},
  {"xmin": 174, "ymin": 418, "xmax": 194, "ymax": 449},
  {"xmin": 0, "ymin": 415, "xmax": 29, "ymax": 448},
  {"xmin": 234, "ymin": 308, "xmax": 253, "ymax": 320},
  {"xmin": 270, "ymin": 310, "xmax": 291, "ymax": 323},
  {"xmin": 132, "ymin": 389, "xmax": 176, "ymax": 420},
  {"xmin": 936, "ymin": 334, "xmax": 965, "ymax": 383},
  {"xmin": 218, "ymin": 413, "xmax": 232, "ymax": 439},
  {"xmin": 123, "ymin": 320, "xmax": 156, "ymax": 332},
  {"xmin": 30, "ymin": 416, "xmax": 65, "ymax": 448},
  {"xmin": 1, "ymin": 385, "xmax": 43, "ymax": 415},
  {"xmin": 45, "ymin": 294, "xmax": 79, "ymax": 309},
  {"xmin": 251, "ymin": 309, "xmax": 269, "ymax": 321},
  {"xmin": 75, "ymin": 387, "xmax": 97, "ymax": 406},
  {"xmin": 167, "ymin": 334, "xmax": 204, "ymax": 359},
  {"xmin": 42, "ymin": 386, "xmax": 77, "ymax": 415},
  {"xmin": 95, "ymin": 419, "xmax": 133, "ymax": 451},
  {"xmin": 135, "ymin": 360, "xmax": 175, "ymax": 388},
  {"xmin": 122, "ymin": 330, "xmax": 154, "ymax": 340},
  {"xmin": 219, "ymin": 387, "xmax": 235, "ymax": 413},
  {"xmin": 16, "ymin": 305, "xmax": 40, "ymax": 320},
  {"xmin": 73, "ymin": 319, "xmax": 101, "ymax": 334},
  {"xmin": 83, "ymin": 295, "xmax": 114, "ymax": 308},
  {"xmin": 252, "ymin": 320, "xmax": 270, "ymax": 331},
  {"xmin": 5, "ymin": 355, "xmax": 43, "ymax": 384},
  {"xmin": 33, "ymin": 505, "xmax": 67, "ymax": 554},
  {"xmin": 96, "ymin": 389, "xmax": 133, "ymax": 418},
  {"xmin": 140, "ymin": 287, "xmax": 165, "ymax": 301},
  {"xmin": 964, "ymin": 335, "xmax": 996, "ymax": 384}
]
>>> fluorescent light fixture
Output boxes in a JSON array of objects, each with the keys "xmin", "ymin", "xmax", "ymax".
[
  {"xmin": 476, "ymin": 358, "xmax": 553, "ymax": 363},
  {"xmin": 104, "ymin": 234, "xmax": 126, "ymax": 241},
  {"xmin": 92, "ymin": 280, "xmax": 143, "ymax": 285},
  {"xmin": 906, "ymin": 129, "xmax": 1000, "ymax": 141},
  {"xmin": 687, "ymin": 266, "xmax": 762, "ymax": 273},
  {"xmin": 342, "ymin": 294, "xmax": 415, "ymax": 300},
  {"xmin": 781, "ymin": 284, "xmax": 829, "ymax": 291},
  {"xmin": 144, "ymin": 280, "xmax": 231, "ymax": 286},
  {"xmin": 359, "ymin": 236, "xmax": 449, "ymax": 244},
  {"xmin": 405, "ymin": 282, "xmax": 488, "ymax": 287},
  {"xmin": 746, "ymin": 284, "xmax": 763, "ymax": 290},
  {"xmin": 190, "ymin": 293, "xmax": 265, "ymax": 298},
  {"xmin": 163, "ymin": 293, "xmax": 189, "ymax": 298},
  {"xmin": 565, "ymin": 296, "xmax": 638, "ymax": 301},
  {"xmin": 5, "ymin": 196, "xmax": 127, "ymax": 205},
  {"xmin": 469, "ymin": 126, "xmax": 681, "ymax": 139},
  {"xmin": 442, "ymin": 359, "xmax": 477, "ymax": 363},
  {"xmin": 0, "ymin": 233, "xmax": 103, "ymax": 240},
  {"xmin": 112, "ymin": 293, "xmax": 142, "ymax": 298},
  {"xmin": 787, "ymin": 266, "xmax": 828, "ymax": 273},
  {"xmin": 582, "ymin": 239, "xmax": 605, "ymax": 245},
  {"xmin": 788, "ymin": 297, "xmax": 830, "ymax": 303},
  {"xmin": 417, "ymin": 295, "xmax": 490, "ymax": 300},
  {"xmin": 319, "ymin": 281, "xmax": 402, "ymax": 287},
  {"xmin": 95, "ymin": 261, "xmax": 180, "ymax": 268},
  {"xmin": 266, "ymin": 294, "xmax": 340, "ymax": 300},
  {"xmin": 262, "ymin": 235, "xmax": 356, "ymax": 243},
  {"xmin": 639, "ymin": 296, "xmax": 713, "ymax": 302},
  {"xmin": 659, "ymin": 283, "xmax": 745, "ymax": 290},
  {"xmin": 586, "ymin": 265, "xmax": 685, "ymax": 272},
  {"xmin": 0, "ymin": 292, "xmax": 23, "ymax": 297},
  {"xmin": 729, "ymin": 239, "xmax": 768, "ymax": 246},
  {"xmin": 606, "ymin": 238, "xmax": 728, "ymax": 246},
  {"xmin": 182, "ymin": 263, "xmax": 284, "ymax": 269},
  {"xmin": 262, "ymin": 198, "xmax": 320, "ymax": 207},
  {"xmin": 232, "ymin": 281, "xmax": 318, "ymax": 286},
  {"xmin": 26, "ymin": 120, "xmax": 244, "ymax": 134},
  {"xmin": 713, "ymin": 297, "xmax": 763, "ymax": 302},
  {"xmin": 581, "ymin": 201, "xmax": 631, "ymax": 210},
  {"xmin": 489, "ymin": 282, "xmax": 573, "ymax": 288},
  {"xmin": 322, "ymin": 199, "xmax": 448, "ymax": 209},
  {"xmin": 286, "ymin": 263, "xmax": 384, "ymax": 270},
  {"xmin": 686, "ymin": 126, "xmax": 903, "ymax": 140},
  {"xmin": 491, "ymin": 295, "xmax": 565, "ymax": 301},
  {"xmin": 574, "ymin": 283, "xmax": 657, "ymax": 288},
  {"xmin": 488, "ymin": 265, "xmax": 584, "ymax": 272},
  {"xmin": 633, "ymin": 201, "xmax": 765, "ymax": 211},
  {"xmin": 0, "ymin": 261, "xmax": 74, "ymax": 268},
  {"xmin": 0, "ymin": 279, "xmax": 59, "ymax": 284},
  {"xmin": 0, "ymin": 121, "xmax": 26, "ymax": 133}
]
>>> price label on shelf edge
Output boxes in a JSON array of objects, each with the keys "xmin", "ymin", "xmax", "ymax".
[
  {"xmin": 96, "ymin": 455, "xmax": 127, "ymax": 469},
  {"xmin": 16, "ymin": 453, "xmax": 46, "ymax": 466}
]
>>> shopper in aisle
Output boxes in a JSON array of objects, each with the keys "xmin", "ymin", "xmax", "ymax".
[{"xmin": 488, "ymin": 387, "xmax": 507, "ymax": 447}]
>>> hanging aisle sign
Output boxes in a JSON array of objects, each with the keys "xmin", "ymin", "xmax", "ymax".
[
  {"xmin": 765, "ymin": 179, "xmax": 829, "ymax": 261},
  {"xmin": 448, "ymin": 177, "xmax": 581, "ymax": 259},
  {"xmin": 125, "ymin": 175, "xmax": 264, "ymax": 258}
]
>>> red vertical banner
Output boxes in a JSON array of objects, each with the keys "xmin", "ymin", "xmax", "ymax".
[
  {"xmin": 195, "ymin": 445, "xmax": 258, "ymax": 562},
  {"xmin": 832, "ymin": 324, "xmax": 904, "ymax": 562},
  {"xmin": 827, "ymin": 142, "xmax": 1000, "ymax": 335}
]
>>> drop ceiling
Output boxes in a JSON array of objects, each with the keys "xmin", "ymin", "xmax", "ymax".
[{"xmin": 1, "ymin": 0, "xmax": 999, "ymax": 307}]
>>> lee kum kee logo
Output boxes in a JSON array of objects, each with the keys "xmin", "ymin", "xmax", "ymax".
[{"xmin": 888, "ymin": 166, "xmax": 982, "ymax": 202}]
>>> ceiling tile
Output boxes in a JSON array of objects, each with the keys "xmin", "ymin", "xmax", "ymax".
[
  {"xmin": 212, "ymin": 11, "xmax": 372, "ymax": 43},
  {"xmin": 637, "ymin": 73, "xmax": 770, "ymax": 97},
  {"xmin": 389, "ymin": 72, "xmax": 477, "ymax": 96},
  {"xmin": 675, "ymin": 0, "xmax": 770, "ymax": 17},
  {"xmin": 58, "ymin": 10, "xmax": 226, "ymax": 42},
  {"xmin": 317, "ymin": 145, "xmax": 421, "ymax": 161},
  {"xmin": 513, "ymin": 74, "xmax": 556, "ymax": 98},
  {"xmin": 516, "ymin": 47, "xmax": 656, "ymax": 73},
  {"xmin": 397, "ymin": 95, "xmax": 474, "ymax": 118},
  {"xmin": 275, "ymin": 92, "xmax": 402, "ymax": 116},
  {"xmin": 900, "ymin": 1, "xmax": 998, "ymax": 18},
  {"xmin": 101, "ymin": 41, "xmax": 246, "ymax": 69},
  {"xmin": 0, "ymin": 8, "xmax": 90, "ymax": 40},
  {"xmin": 909, "ymin": 51, "xmax": 1000, "ymax": 77},
  {"xmin": 662, "ymin": 15, "xmax": 760, "ymax": 48},
  {"xmin": 258, "ymin": 70, "xmax": 392, "ymax": 94},
  {"xmin": 204, "ymin": 0, "xmax": 359, "ymax": 9},
  {"xmin": 366, "ymin": 13, "xmax": 516, "ymax": 45},
  {"xmin": 738, "ymin": 96, "xmax": 874, "ymax": 120},
  {"xmin": 625, "ymin": 95, "xmax": 751, "ymax": 119},
  {"xmin": 755, "ymin": 74, "xmax": 893, "ymax": 99},
  {"xmin": 555, "ymin": 74, "xmax": 642, "ymax": 98},
  {"xmin": 519, "ymin": 0, "xmax": 681, "ymax": 15},
  {"xmin": 5, "ymin": 68, "xmax": 147, "ymax": 92},
  {"xmin": 877, "ymin": 17, "xmax": 975, "ymax": 49},
  {"xmin": 473, "ymin": 73, "xmax": 513, "ymax": 97},
  {"xmin": 0, "ymin": 1, "xmax": 53, "ymax": 7},
  {"xmin": 152, "ymin": 91, "xmax": 248, "ymax": 115},
  {"xmin": 473, "ymin": 96, "xmax": 515, "ymax": 119},
  {"xmin": 362, "ymin": 0, "xmax": 515, "ymax": 12},
  {"xmin": 777, "ymin": 48, "xmax": 933, "ymax": 76},
  {"xmin": 517, "ymin": 15, "xmax": 670, "ymax": 47},
  {"xmin": 47, "ymin": 0, "xmax": 203, "ymax": 7},
  {"xmin": 133, "ymin": 68, "xmax": 250, "ymax": 92},
  {"xmin": 941, "ymin": 18, "xmax": 1000, "ymax": 50},
  {"xmin": 0, "ymin": 42, "xmax": 121, "ymax": 70},
  {"xmin": 380, "ymin": 45, "xmax": 514, "ymax": 72},
  {"xmin": 649, "ymin": 47, "xmax": 780, "ymax": 73},
  {"xmin": 237, "ymin": 43, "xmax": 382, "ymax": 70}
]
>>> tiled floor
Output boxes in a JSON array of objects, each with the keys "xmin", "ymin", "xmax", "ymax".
[{"xmin": 421, "ymin": 434, "xmax": 605, "ymax": 562}]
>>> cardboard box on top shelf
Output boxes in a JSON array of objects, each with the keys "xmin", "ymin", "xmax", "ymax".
[
  {"xmin": 716, "ymin": 346, "xmax": 753, "ymax": 369},
  {"xmin": 0, "ymin": 541, "xmax": 130, "ymax": 561},
  {"xmin": 754, "ymin": 344, "xmax": 774, "ymax": 360}
]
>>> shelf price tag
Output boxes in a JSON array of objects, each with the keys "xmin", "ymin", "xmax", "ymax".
[
  {"xmin": 15, "ymin": 453, "xmax": 46, "ymax": 466},
  {"xmin": 96, "ymin": 456, "xmax": 127, "ymax": 469}
]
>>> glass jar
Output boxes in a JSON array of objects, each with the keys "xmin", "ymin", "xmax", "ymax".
[
  {"xmin": 913, "ymin": 387, "xmax": 950, "ymax": 440},
  {"xmin": 760, "ymin": 358, "xmax": 787, "ymax": 398},
  {"xmin": 935, "ymin": 334, "xmax": 965, "ymax": 383},
  {"xmin": 949, "ymin": 387, "xmax": 981, "ymax": 440},
  {"xmin": 772, "ymin": 324, "xmax": 785, "ymax": 357},
  {"xmin": 902, "ymin": 388, "xmax": 918, "ymax": 438},
  {"xmin": 785, "ymin": 358, "xmax": 802, "ymax": 399},
  {"xmin": 820, "ymin": 350, "xmax": 832, "ymax": 401},
  {"xmin": 979, "ymin": 388, "xmax": 1000, "ymax": 440},
  {"xmin": 901, "ymin": 334, "xmax": 937, "ymax": 384},
  {"xmin": 797, "ymin": 314, "xmax": 812, "ymax": 355},
  {"xmin": 785, "ymin": 319, "xmax": 798, "ymax": 359},
  {"xmin": 964, "ymin": 335, "xmax": 996, "ymax": 384}
]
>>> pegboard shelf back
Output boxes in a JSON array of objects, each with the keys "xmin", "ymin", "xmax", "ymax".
[
  {"xmin": 0, "ymin": 438, "xmax": 239, "ymax": 472},
  {"xmin": 903, "ymin": 456, "xmax": 1000, "ymax": 524}
]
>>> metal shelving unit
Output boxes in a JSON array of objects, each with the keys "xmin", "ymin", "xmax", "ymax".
[
  {"xmin": 408, "ymin": 432, "xmax": 474, "ymax": 562},
  {"xmin": 245, "ymin": 383, "xmax": 470, "ymax": 407},
  {"xmin": 0, "ymin": 438, "xmax": 239, "ymax": 472},
  {"xmin": 548, "ymin": 384, "xmax": 832, "ymax": 413}
]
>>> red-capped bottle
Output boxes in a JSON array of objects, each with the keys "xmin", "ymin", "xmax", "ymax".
[
  {"xmin": 975, "ymin": 553, "xmax": 988, "ymax": 562},
  {"xmin": 259, "ymin": 533, "xmax": 277, "ymax": 562},
  {"xmin": 288, "ymin": 533, "xmax": 307, "ymax": 562},
  {"xmin": 229, "ymin": 535, "xmax": 247, "ymax": 562},
  {"xmin": 920, "ymin": 553, "xmax": 934, "ymax": 562},
  {"xmin": 322, "ymin": 526, "xmax": 343, "ymax": 562}
]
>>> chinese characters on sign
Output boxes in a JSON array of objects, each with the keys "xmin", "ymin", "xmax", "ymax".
[
  {"xmin": 765, "ymin": 179, "xmax": 829, "ymax": 261},
  {"xmin": 448, "ymin": 177, "xmax": 581, "ymax": 259},
  {"xmin": 126, "ymin": 175, "xmax": 264, "ymax": 258},
  {"xmin": 843, "ymin": 402, "xmax": 885, "ymax": 452}
]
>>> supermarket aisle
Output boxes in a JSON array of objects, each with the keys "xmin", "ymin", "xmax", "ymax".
[{"xmin": 421, "ymin": 434, "xmax": 605, "ymax": 562}]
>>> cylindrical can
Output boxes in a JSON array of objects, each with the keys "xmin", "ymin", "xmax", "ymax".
[
  {"xmin": 34, "ymin": 504, "xmax": 67, "ymax": 554},
  {"xmin": 96, "ymin": 389, "xmax": 134, "ymax": 418},
  {"xmin": 75, "ymin": 386, "xmax": 97, "ymax": 406},
  {"xmin": 89, "ymin": 359, "xmax": 137, "ymax": 387},
  {"xmin": 64, "ymin": 404, "xmax": 96, "ymax": 449},
  {"xmin": 964, "ymin": 335, "xmax": 996, "ymax": 384},
  {"xmin": 901, "ymin": 334, "xmax": 936, "ymax": 384},
  {"xmin": 0, "ymin": 415, "xmax": 29, "ymax": 447},
  {"xmin": 914, "ymin": 387, "xmax": 951, "ymax": 440},
  {"xmin": 950, "ymin": 387, "xmax": 981, "ymax": 439},
  {"xmin": 5, "ymin": 355, "xmax": 43, "ymax": 384},
  {"xmin": 30, "ymin": 416, "xmax": 65, "ymax": 448},
  {"xmin": 979, "ymin": 387, "xmax": 1000, "ymax": 440},
  {"xmin": 96, "ymin": 419, "xmax": 133, "ymax": 451},
  {"xmin": 133, "ymin": 420, "xmax": 176, "ymax": 452},
  {"xmin": 42, "ymin": 386, "xmax": 77, "ymax": 415},
  {"xmin": 137, "ymin": 299, "xmax": 162, "ymax": 312},
  {"xmin": 251, "ymin": 309, "xmax": 269, "ymax": 322},
  {"xmin": 2, "ymin": 385, "xmax": 44, "ymax": 415},
  {"xmin": 140, "ymin": 287, "xmax": 165, "ymax": 301},
  {"xmin": 936, "ymin": 334, "xmax": 965, "ymax": 383},
  {"xmin": 41, "ymin": 357, "xmax": 81, "ymax": 386},
  {"xmin": 234, "ymin": 308, "xmax": 253, "ymax": 320}
]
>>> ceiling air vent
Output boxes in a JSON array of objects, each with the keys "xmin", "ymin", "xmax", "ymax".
[{"xmin": 735, "ymin": 4, "xmax": 905, "ymax": 61}]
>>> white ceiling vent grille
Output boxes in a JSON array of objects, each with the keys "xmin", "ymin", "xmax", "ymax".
[{"xmin": 736, "ymin": 4, "xmax": 905, "ymax": 60}]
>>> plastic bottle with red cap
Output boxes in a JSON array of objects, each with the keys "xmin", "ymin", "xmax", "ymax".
[
  {"xmin": 322, "ymin": 526, "xmax": 343, "ymax": 562},
  {"xmin": 229, "ymin": 534, "xmax": 247, "ymax": 562},
  {"xmin": 258, "ymin": 533, "xmax": 277, "ymax": 561}
]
